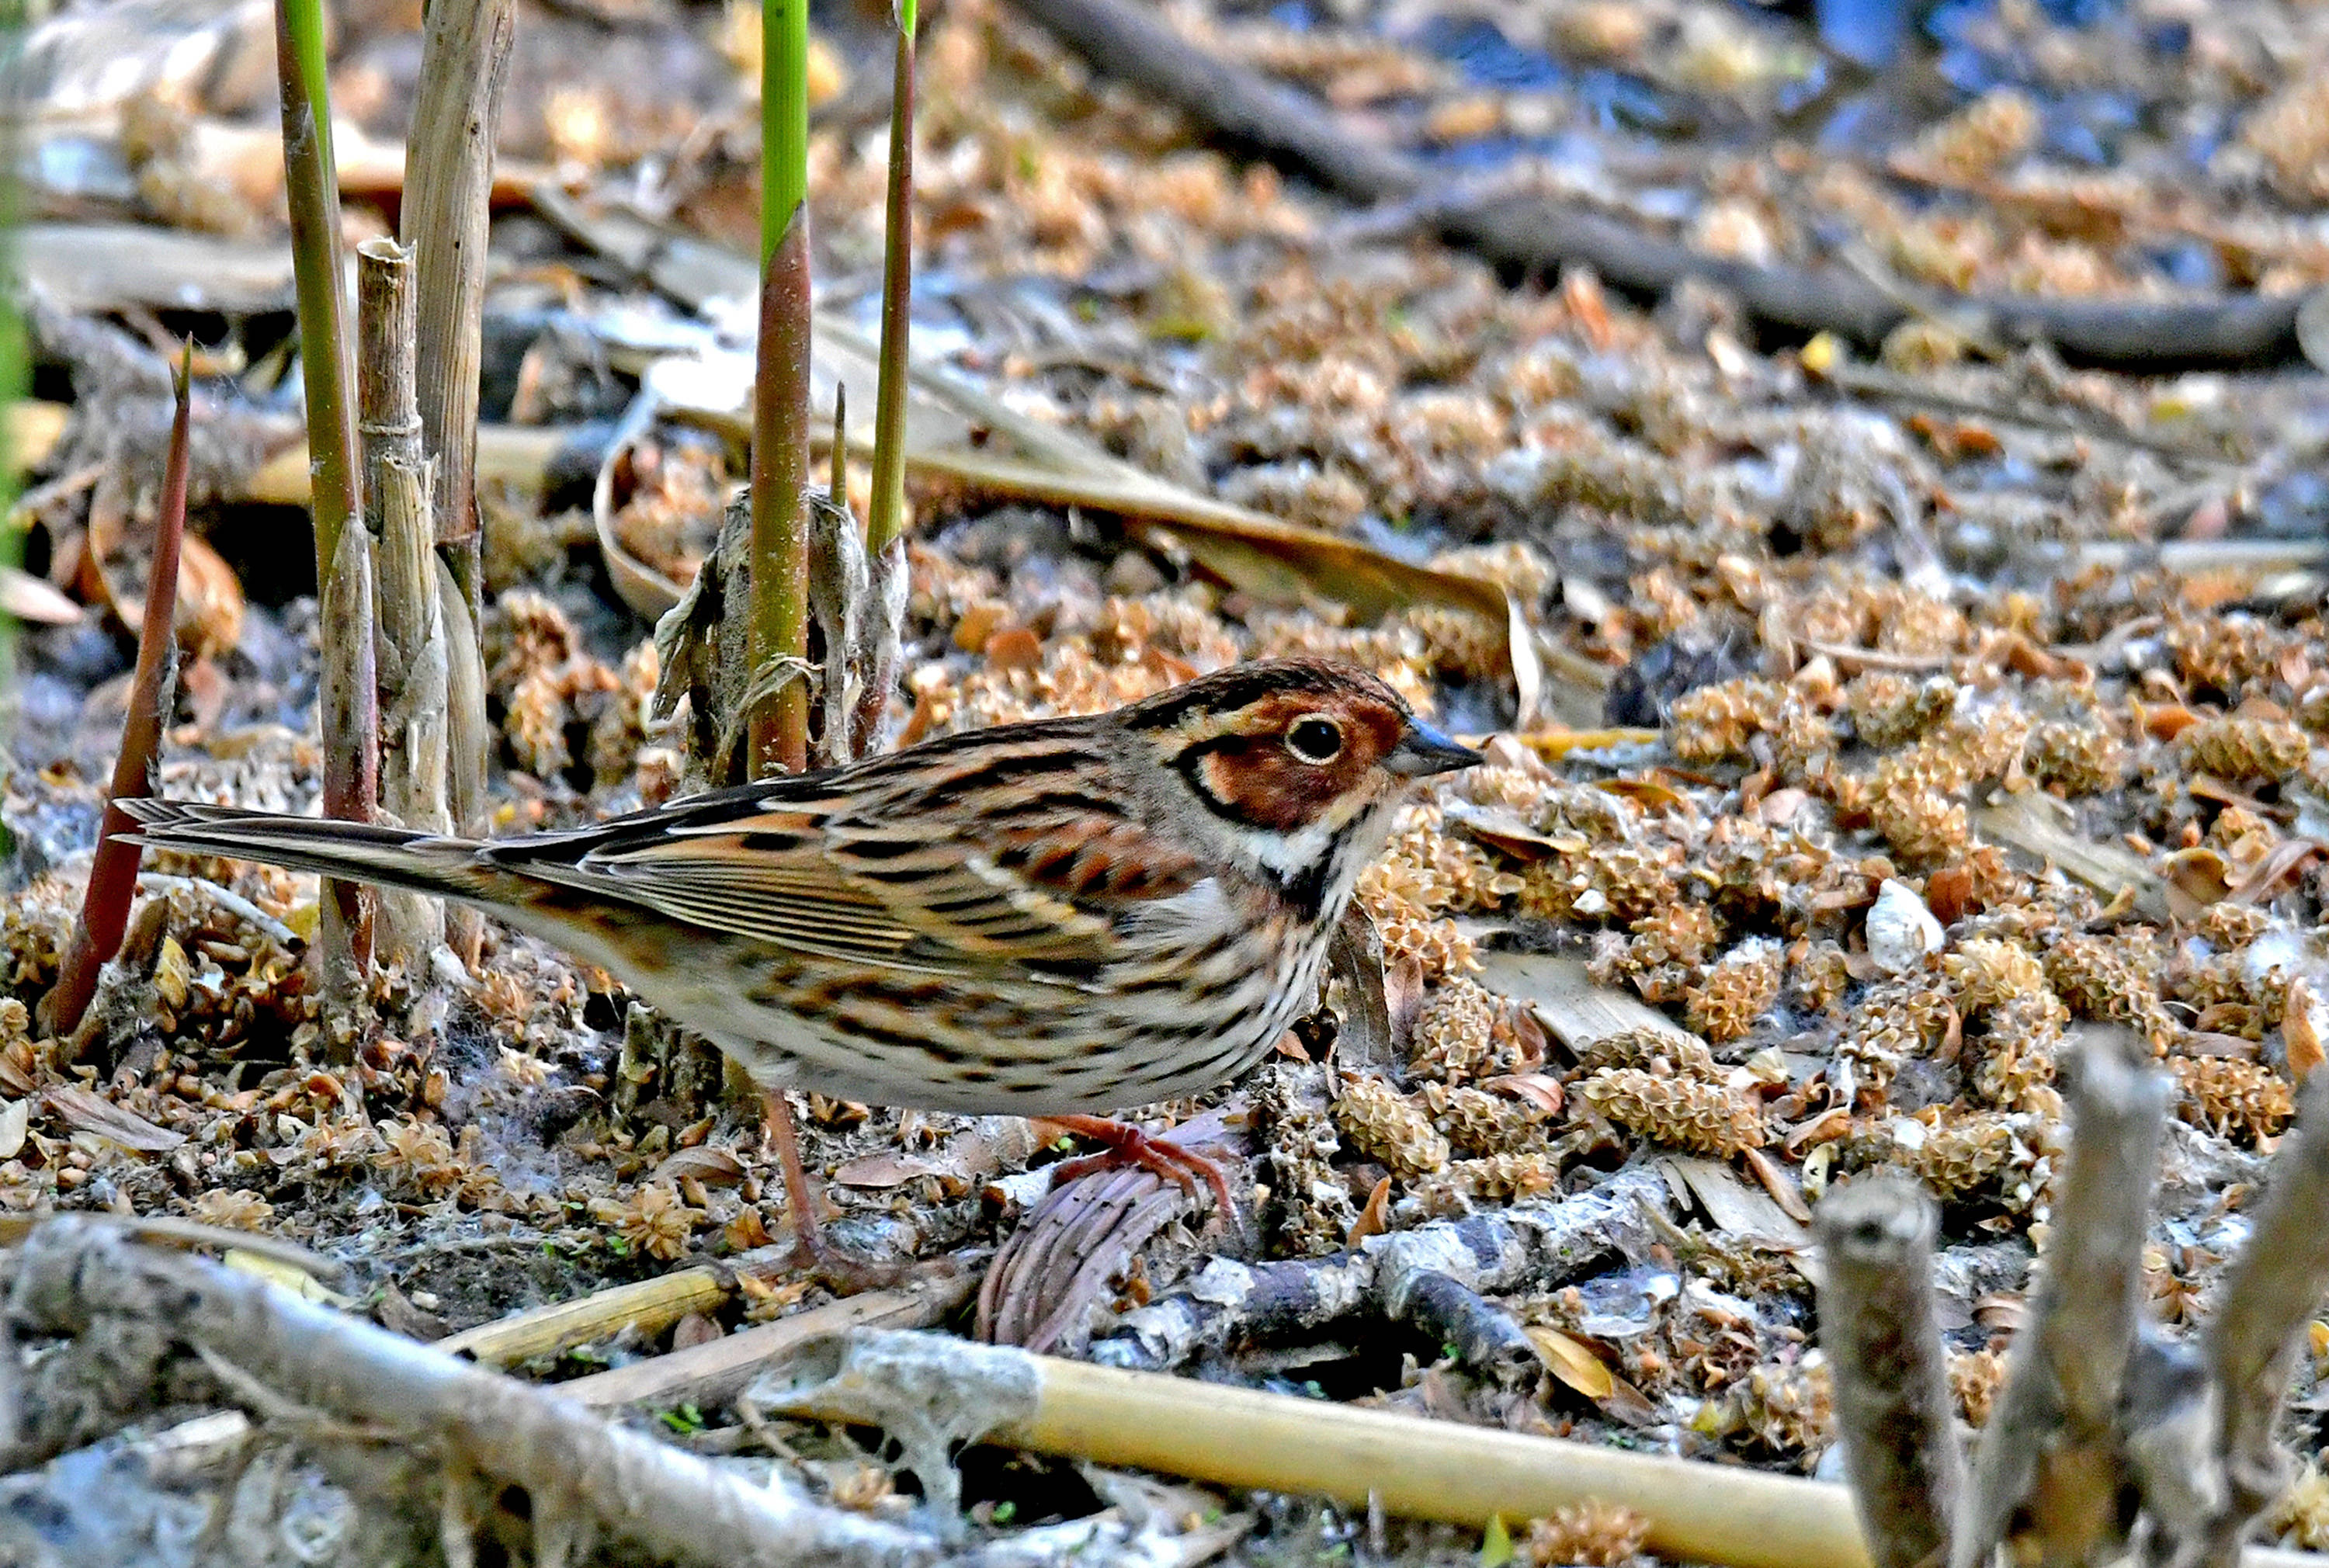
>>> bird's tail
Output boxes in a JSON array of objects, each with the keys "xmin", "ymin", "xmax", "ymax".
[{"xmin": 113, "ymin": 799, "xmax": 509, "ymax": 904}]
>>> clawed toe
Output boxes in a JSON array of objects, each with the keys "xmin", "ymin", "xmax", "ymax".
[{"xmin": 1038, "ymin": 1115, "xmax": 1236, "ymax": 1216}]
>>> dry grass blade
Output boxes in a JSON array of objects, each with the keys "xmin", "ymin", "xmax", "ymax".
[
  {"xmin": 38, "ymin": 349, "xmax": 190, "ymax": 1037},
  {"xmin": 1972, "ymin": 792, "xmax": 2169, "ymax": 922}
]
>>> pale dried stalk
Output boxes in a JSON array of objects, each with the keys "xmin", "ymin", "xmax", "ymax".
[
  {"xmin": 398, "ymin": 0, "xmax": 513, "ymax": 838},
  {"xmin": 759, "ymin": 1328, "xmax": 1869, "ymax": 1568},
  {"xmin": 357, "ymin": 238, "xmax": 448, "ymax": 958},
  {"xmin": 2188, "ymin": 1070, "xmax": 2329, "ymax": 1568},
  {"xmin": 1955, "ymin": 1028, "xmax": 2167, "ymax": 1568},
  {"xmin": 1816, "ymin": 1174, "xmax": 1961, "ymax": 1568},
  {"xmin": 314, "ymin": 492, "xmax": 379, "ymax": 1012}
]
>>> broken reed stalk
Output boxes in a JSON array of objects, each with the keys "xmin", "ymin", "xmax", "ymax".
[
  {"xmin": 1814, "ymin": 1174, "xmax": 1960, "ymax": 1568},
  {"xmin": 276, "ymin": 0, "xmax": 375, "ymax": 1000},
  {"xmin": 1954, "ymin": 1028, "xmax": 2166, "ymax": 1568},
  {"xmin": 38, "ymin": 350, "xmax": 192, "ymax": 1038},
  {"xmin": 356, "ymin": 237, "xmax": 449, "ymax": 959},
  {"xmin": 864, "ymin": 0, "xmax": 916, "ymax": 561},
  {"xmin": 398, "ymin": 0, "xmax": 512, "ymax": 845},
  {"xmin": 746, "ymin": 0, "xmax": 814, "ymax": 779},
  {"xmin": 2199, "ymin": 1067, "xmax": 2329, "ymax": 1555}
]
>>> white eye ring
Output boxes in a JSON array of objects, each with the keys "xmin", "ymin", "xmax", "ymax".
[{"xmin": 1286, "ymin": 715, "xmax": 1344, "ymax": 764}]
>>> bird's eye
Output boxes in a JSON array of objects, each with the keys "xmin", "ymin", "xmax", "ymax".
[{"xmin": 1286, "ymin": 716, "xmax": 1344, "ymax": 763}]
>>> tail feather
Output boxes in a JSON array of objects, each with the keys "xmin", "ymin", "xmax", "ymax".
[{"xmin": 113, "ymin": 799, "xmax": 500, "ymax": 903}]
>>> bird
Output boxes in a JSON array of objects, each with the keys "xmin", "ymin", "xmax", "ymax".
[{"xmin": 117, "ymin": 657, "xmax": 1480, "ymax": 1275}]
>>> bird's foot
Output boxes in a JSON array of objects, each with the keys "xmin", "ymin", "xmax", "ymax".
[
  {"xmin": 1034, "ymin": 1115, "xmax": 1236, "ymax": 1216},
  {"xmin": 755, "ymin": 1088, "xmax": 967, "ymax": 1295}
]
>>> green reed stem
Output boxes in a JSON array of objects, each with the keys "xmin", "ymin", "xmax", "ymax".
[
  {"xmin": 275, "ymin": 0, "xmax": 358, "ymax": 580},
  {"xmin": 747, "ymin": 0, "xmax": 814, "ymax": 776}
]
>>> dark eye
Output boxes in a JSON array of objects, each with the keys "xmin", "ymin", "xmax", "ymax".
[{"xmin": 1286, "ymin": 716, "xmax": 1344, "ymax": 763}]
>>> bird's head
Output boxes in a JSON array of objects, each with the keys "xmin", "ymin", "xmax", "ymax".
[{"xmin": 1121, "ymin": 658, "xmax": 1481, "ymax": 906}]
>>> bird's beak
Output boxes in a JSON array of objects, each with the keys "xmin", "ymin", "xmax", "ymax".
[{"xmin": 1387, "ymin": 717, "xmax": 1484, "ymax": 777}]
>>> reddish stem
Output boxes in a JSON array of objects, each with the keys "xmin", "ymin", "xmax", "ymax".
[
  {"xmin": 746, "ymin": 205, "xmax": 813, "ymax": 779},
  {"xmin": 42, "ymin": 353, "xmax": 193, "ymax": 1036}
]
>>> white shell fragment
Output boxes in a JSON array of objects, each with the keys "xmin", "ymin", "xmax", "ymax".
[{"xmin": 1866, "ymin": 878, "xmax": 1945, "ymax": 973}]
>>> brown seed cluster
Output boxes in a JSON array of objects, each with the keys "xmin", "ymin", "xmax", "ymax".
[
  {"xmin": 1418, "ymin": 1081, "xmax": 1546, "ymax": 1156},
  {"xmin": 1522, "ymin": 1502, "xmax": 1651, "ymax": 1567},
  {"xmin": 1581, "ymin": 1067, "xmax": 1765, "ymax": 1157},
  {"xmin": 2046, "ymin": 932, "xmax": 2178, "ymax": 1053},
  {"xmin": 1686, "ymin": 941, "xmax": 1782, "ymax": 1044},
  {"xmin": 2182, "ymin": 716, "xmax": 2311, "ymax": 785},
  {"xmin": 1255, "ymin": 1065, "xmax": 1360, "ymax": 1258},
  {"xmin": 2170, "ymin": 1055, "xmax": 2295, "ymax": 1145},
  {"xmin": 2028, "ymin": 717, "xmax": 2126, "ymax": 796},
  {"xmin": 1333, "ymin": 1073, "xmax": 1450, "ymax": 1179},
  {"xmin": 1846, "ymin": 673, "xmax": 1958, "ymax": 749},
  {"xmin": 1408, "ymin": 975, "xmax": 1515, "ymax": 1083}
]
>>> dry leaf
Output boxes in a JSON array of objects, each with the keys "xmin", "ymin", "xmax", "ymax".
[
  {"xmin": 1741, "ymin": 1147, "xmax": 1813, "ymax": 1223},
  {"xmin": 0, "ymin": 1098, "xmax": 28, "ymax": 1160},
  {"xmin": 1974, "ymin": 1292, "xmax": 2027, "ymax": 1331},
  {"xmin": 651, "ymin": 1145, "xmax": 746, "ymax": 1187},
  {"xmin": 1483, "ymin": 1073, "xmax": 1565, "ymax": 1116},
  {"xmin": 1346, "ymin": 1174, "xmax": 1393, "ymax": 1247},
  {"xmin": 1527, "ymin": 1324, "xmax": 1616, "ymax": 1400},
  {"xmin": 44, "ymin": 1084, "xmax": 185, "ymax": 1152},
  {"xmin": 2161, "ymin": 847, "xmax": 2231, "ymax": 923},
  {"xmin": 0, "ymin": 564, "xmax": 82, "ymax": 625},
  {"xmin": 2286, "ymin": 977, "xmax": 2324, "ymax": 1083}
]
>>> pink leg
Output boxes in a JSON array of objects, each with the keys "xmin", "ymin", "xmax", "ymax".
[{"xmin": 1036, "ymin": 1115, "xmax": 1236, "ymax": 1216}]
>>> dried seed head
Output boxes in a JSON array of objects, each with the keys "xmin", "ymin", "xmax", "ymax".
[
  {"xmin": 1414, "ymin": 1151, "xmax": 1560, "ymax": 1209},
  {"xmin": 1255, "ymin": 1065, "xmax": 1360, "ymax": 1258},
  {"xmin": 1581, "ymin": 1068, "xmax": 1765, "ymax": 1155},
  {"xmin": 2171, "ymin": 1055, "xmax": 2295, "ymax": 1144},
  {"xmin": 2046, "ymin": 932, "xmax": 2177, "ymax": 1053},
  {"xmin": 1333, "ymin": 1074, "xmax": 1451, "ymax": 1178},
  {"xmin": 1846, "ymin": 673, "xmax": 1958, "ymax": 749},
  {"xmin": 2183, "ymin": 716, "xmax": 2311, "ymax": 784},
  {"xmin": 1409, "ymin": 976, "xmax": 1512, "ymax": 1084},
  {"xmin": 1789, "ymin": 941, "xmax": 1852, "ymax": 1015},
  {"xmin": 1629, "ymin": 901, "xmax": 1726, "ymax": 968},
  {"xmin": 1522, "ymin": 1503, "xmax": 1650, "ymax": 1568},
  {"xmin": 1950, "ymin": 1348, "xmax": 2008, "ymax": 1428},
  {"xmin": 1686, "ymin": 940, "xmax": 1782, "ymax": 1045},
  {"xmin": 1838, "ymin": 975, "xmax": 1957, "ymax": 1098},
  {"xmin": 1574, "ymin": 1027, "xmax": 1720, "ymax": 1079},
  {"xmin": 1419, "ymin": 1081, "xmax": 1546, "ymax": 1156},
  {"xmin": 2166, "ymin": 612, "xmax": 2286, "ymax": 698},
  {"xmin": 2196, "ymin": 902, "xmax": 2272, "ymax": 952},
  {"xmin": 2028, "ymin": 717, "xmax": 2125, "ymax": 796},
  {"xmin": 1969, "ymin": 991, "xmax": 2067, "ymax": 1110},
  {"xmin": 1943, "ymin": 937, "xmax": 2053, "ymax": 1015}
]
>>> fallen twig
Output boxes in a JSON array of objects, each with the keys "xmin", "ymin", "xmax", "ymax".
[
  {"xmin": 1087, "ymin": 1164, "xmax": 1669, "ymax": 1372},
  {"xmin": 5, "ymin": 1217, "xmax": 947, "ymax": 1568},
  {"xmin": 564, "ymin": 1272, "xmax": 977, "ymax": 1410},
  {"xmin": 1008, "ymin": 0, "xmax": 2302, "ymax": 370}
]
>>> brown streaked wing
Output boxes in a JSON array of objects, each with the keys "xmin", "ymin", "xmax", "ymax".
[{"xmin": 820, "ymin": 732, "xmax": 1210, "ymax": 968}]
